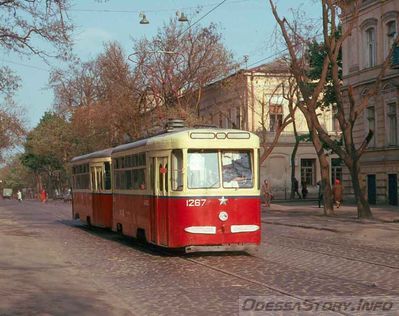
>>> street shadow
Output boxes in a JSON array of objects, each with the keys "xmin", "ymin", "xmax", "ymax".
[
  {"xmin": 57, "ymin": 219, "xmax": 251, "ymax": 258},
  {"xmin": 0, "ymin": 286, "xmax": 133, "ymax": 316}
]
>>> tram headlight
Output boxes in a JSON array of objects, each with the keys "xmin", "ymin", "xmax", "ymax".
[{"xmin": 219, "ymin": 211, "xmax": 228, "ymax": 221}]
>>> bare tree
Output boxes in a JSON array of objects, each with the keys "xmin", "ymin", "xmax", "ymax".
[
  {"xmin": 132, "ymin": 20, "xmax": 237, "ymax": 129},
  {"xmin": 50, "ymin": 42, "xmax": 144, "ymax": 150},
  {"xmin": 0, "ymin": 0, "xmax": 72, "ymax": 59},
  {"xmin": 0, "ymin": 0, "xmax": 72, "ymax": 161},
  {"xmin": 0, "ymin": 98, "xmax": 25, "ymax": 162},
  {"xmin": 269, "ymin": 0, "xmax": 399, "ymax": 218}
]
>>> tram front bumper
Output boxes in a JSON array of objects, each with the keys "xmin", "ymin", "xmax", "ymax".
[{"xmin": 184, "ymin": 244, "xmax": 258, "ymax": 253}]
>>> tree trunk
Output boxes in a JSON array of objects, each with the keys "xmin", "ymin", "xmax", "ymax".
[
  {"xmin": 319, "ymin": 154, "xmax": 334, "ymax": 216},
  {"xmin": 290, "ymin": 134, "xmax": 299, "ymax": 199},
  {"xmin": 349, "ymin": 158, "xmax": 373, "ymax": 219}
]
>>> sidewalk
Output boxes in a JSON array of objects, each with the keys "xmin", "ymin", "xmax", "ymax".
[{"xmin": 262, "ymin": 200, "xmax": 399, "ymax": 233}]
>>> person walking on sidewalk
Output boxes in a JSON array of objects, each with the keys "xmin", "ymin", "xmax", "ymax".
[
  {"xmin": 333, "ymin": 179, "xmax": 343, "ymax": 208},
  {"xmin": 17, "ymin": 190, "xmax": 22, "ymax": 202},
  {"xmin": 293, "ymin": 177, "xmax": 302, "ymax": 199},
  {"xmin": 301, "ymin": 180, "xmax": 308, "ymax": 199},
  {"xmin": 40, "ymin": 188, "xmax": 48, "ymax": 203},
  {"xmin": 262, "ymin": 179, "xmax": 273, "ymax": 207}
]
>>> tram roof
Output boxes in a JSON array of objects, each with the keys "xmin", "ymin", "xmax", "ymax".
[
  {"xmin": 71, "ymin": 148, "xmax": 113, "ymax": 163},
  {"xmin": 112, "ymin": 128, "xmax": 259, "ymax": 154}
]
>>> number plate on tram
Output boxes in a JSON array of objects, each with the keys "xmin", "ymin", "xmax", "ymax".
[{"xmin": 186, "ymin": 199, "xmax": 207, "ymax": 207}]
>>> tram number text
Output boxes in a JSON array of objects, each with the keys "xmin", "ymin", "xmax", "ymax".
[{"xmin": 186, "ymin": 199, "xmax": 206, "ymax": 207}]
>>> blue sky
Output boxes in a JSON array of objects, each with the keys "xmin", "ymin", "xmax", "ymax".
[{"xmin": 2, "ymin": 0, "xmax": 322, "ymax": 128}]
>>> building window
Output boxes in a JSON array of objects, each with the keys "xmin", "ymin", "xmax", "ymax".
[
  {"xmin": 301, "ymin": 159, "xmax": 316, "ymax": 186},
  {"xmin": 367, "ymin": 106, "xmax": 376, "ymax": 147},
  {"xmin": 386, "ymin": 20, "xmax": 397, "ymax": 57},
  {"xmin": 269, "ymin": 104, "xmax": 283, "ymax": 132},
  {"xmin": 388, "ymin": 102, "xmax": 398, "ymax": 146},
  {"xmin": 232, "ymin": 107, "xmax": 241, "ymax": 129},
  {"xmin": 366, "ymin": 27, "xmax": 376, "ymax": 67},
  {"xmin": 331, "ymin": 158, "xmax": 343, "ymax": 184}
]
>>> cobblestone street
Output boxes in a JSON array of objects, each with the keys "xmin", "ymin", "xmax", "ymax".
[{"xmin": 0, "ymin": 199, "xmax": 398, "ymax": 315}]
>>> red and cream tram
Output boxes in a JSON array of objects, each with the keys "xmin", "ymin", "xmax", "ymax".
[
  {"xmin": 71, "ymin": 148, "xmax": 113, "ymax": 228},
  {"xmin": 71, "ymin": 127, "xmax": 261, "ymax": 252}
]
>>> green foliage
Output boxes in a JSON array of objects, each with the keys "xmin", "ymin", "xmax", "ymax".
[
  {"xmin": 296, "ymin": 133, "xmax": 312, "ymax": 142},
  {"xmin": 0, "ymin": 155, "xmax": 34, "ymax": 190},
  {"xmin": 20, "ymin": 112, "xmax": 75, "ymax": 194},
  {"xmin": 306, "ymin": 26, "xmax": 342, "ymax": 110}
]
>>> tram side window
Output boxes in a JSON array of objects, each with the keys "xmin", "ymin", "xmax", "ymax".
[
  {"xmin": 126, "ymin": 170, "xmax": 132, "ymax": 189},
  {"xmin": 171, "ymin": 149, "xmax": 183, "ymax": 191},
  {"xmin": 104, "ymin": 162, "xmax": 111, "ymax": 190},
  {"xmin": 72, "ymin": 163, "xmax": 90, "ymax": 190},
  {"xmin": 222, "ymin": 150, "xmax": 253, "ymax": 188},
  {"xmin": 113, "ymin": 153, "xmax": 146, "ymax": 190}
]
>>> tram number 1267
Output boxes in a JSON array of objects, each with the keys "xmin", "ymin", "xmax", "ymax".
[{"xmin": 186, "ymin": 199, "xmax": 207, "ymax": 207}]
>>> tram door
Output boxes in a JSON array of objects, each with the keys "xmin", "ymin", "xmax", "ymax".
[
  {"xmin": 91, "ymin": 165, "xmax": 104, "ymax": 226},
  {"xmin": 150, "ymin": 155, "xmax": 169, "ymax": 246}
]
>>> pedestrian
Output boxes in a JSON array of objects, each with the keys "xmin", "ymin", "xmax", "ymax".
[
  {"xmin": 262, "ymin": 179, "xmax": 273, "ymax": 207},
  {"xmin": 17, "ymin": 190, "xmax": 22, "ymax": 202},
  {"xmin": 301, "ymin": 181, "xmax": 308, "ymax": 199},
  {"xmin": 41, "ymin": 188, "xmax": 47, "ymax": 203},
  {"xmin": 293, "ymin": 177, "xmax": 302, "ymax": 199},
  {"xmin": 317, "ymin": 180, "xmax": 324, "ymax": 208},
  {"xmin": 333, "ymin": 179, "xmax": 343, "ymax": 208}
]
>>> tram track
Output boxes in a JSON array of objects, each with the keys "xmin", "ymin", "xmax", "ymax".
[
  {"xmin": 172, "ymin": 254, "xmax": 349, "ymax": 315},
  {"xmin": 263, "ymin": 219, "xmax": 399, "ymax": 256},
  {"xmin": 173, "ymin": 252, "xmax": 399, "ymax": 316},
  {"xmin": 267, "ymin": 235, "xmax": 399, "ymax": 270}
]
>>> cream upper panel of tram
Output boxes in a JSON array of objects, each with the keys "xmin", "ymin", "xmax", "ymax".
[
  {"xmin": 111, "ymin": 129, "xmax": 259, "ymax": 157},
  {"xmin": 71, "ymin": 148, "xmax": 113, "ymax": 164}
]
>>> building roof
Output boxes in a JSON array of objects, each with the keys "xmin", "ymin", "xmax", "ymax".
[{"xmin": 249, "ymin": 58, "xmax": 290, "ymax": 74}]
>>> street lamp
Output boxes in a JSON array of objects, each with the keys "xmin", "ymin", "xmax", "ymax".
[
  {"xmin": 176, "ymin": 11, "xmax": 188, "ymax": 22},
  {"xmin": 139, "ymin": 12, "xmax": 149, "ymax": 25}
]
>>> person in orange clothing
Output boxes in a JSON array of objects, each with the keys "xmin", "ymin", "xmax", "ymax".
[
  {"xmin": 333, "ymin": 179, "xmax": 343, "ymax": 208},
  {"xmin": 40, "ymin": 188, "xmax": 48, "ymax": 203}
]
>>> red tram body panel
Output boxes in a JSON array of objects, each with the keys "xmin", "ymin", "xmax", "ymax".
[
  {"xmin": 92, "ymin": 193, "xmax": 113, "ymax": 228},
  {"xmin": 162, "ymin": 196, "xmax": 261, "ymax": 248},
  {"xmin": 72, "ymin": 191, "xmax": 92, "ymax": 222}
]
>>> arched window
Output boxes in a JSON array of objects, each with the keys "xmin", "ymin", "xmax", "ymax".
[
  {"xmin": 382, "ymin": 11, "xmax": 398, "ymax": 57},
  {"xmin": 382, "ymin": 83, "xmax": 398, "ymax": 147},
  {"xmin": 387, "ymin": 102, "xmax": 398, "ymax": 146},
  {"xmin": 366, "ymin": 27, "xmax": 377, "ymax": 67},
  {"xmin": 387, "ymin": 21, "xmax": 397, "ymax": 48},
  {"xmin": 361, "ymin": 88, "xmax": 376, "ymax": 147},
  {"xmin": 361, "ymin": 18, "xmax": 378, "ymax": 69}
]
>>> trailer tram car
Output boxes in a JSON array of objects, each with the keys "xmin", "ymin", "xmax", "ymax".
[
  {"xmin": 111, "ymin": 127, "xmax": 261, "ymax": 252},
  {"xmin": 71, "ymin": 148, "xmax": 113, "ymax": 228}
]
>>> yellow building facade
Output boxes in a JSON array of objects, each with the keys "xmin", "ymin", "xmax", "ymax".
[{"xmin": 198, "ymin": 61, "xmax": 339, "ymax": 199}]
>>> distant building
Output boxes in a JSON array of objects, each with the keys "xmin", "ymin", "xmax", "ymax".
[
  {"xmin": 198, "ymin": 60, "xmax": 339, "ymax": 199},
  {"xmin": 342, "ymin": 0, "xmax": 399, "ymax": 205}
]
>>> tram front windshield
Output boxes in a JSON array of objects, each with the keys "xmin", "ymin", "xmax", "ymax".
[{"xmin": 187, "ymin": 150, "xmax": 253, "ymax": 189}]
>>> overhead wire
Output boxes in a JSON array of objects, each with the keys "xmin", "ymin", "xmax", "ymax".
[
  {"xmin": 1, "ymin": 59, "xmax": 49, "ymax": 72},
  {"xmin": 178, "ymin": 0, "xmax": 228, "ymax": 37},
  {"xmin": 70, "ymin": 0, "xmax": 254, "ymax": 14}
]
